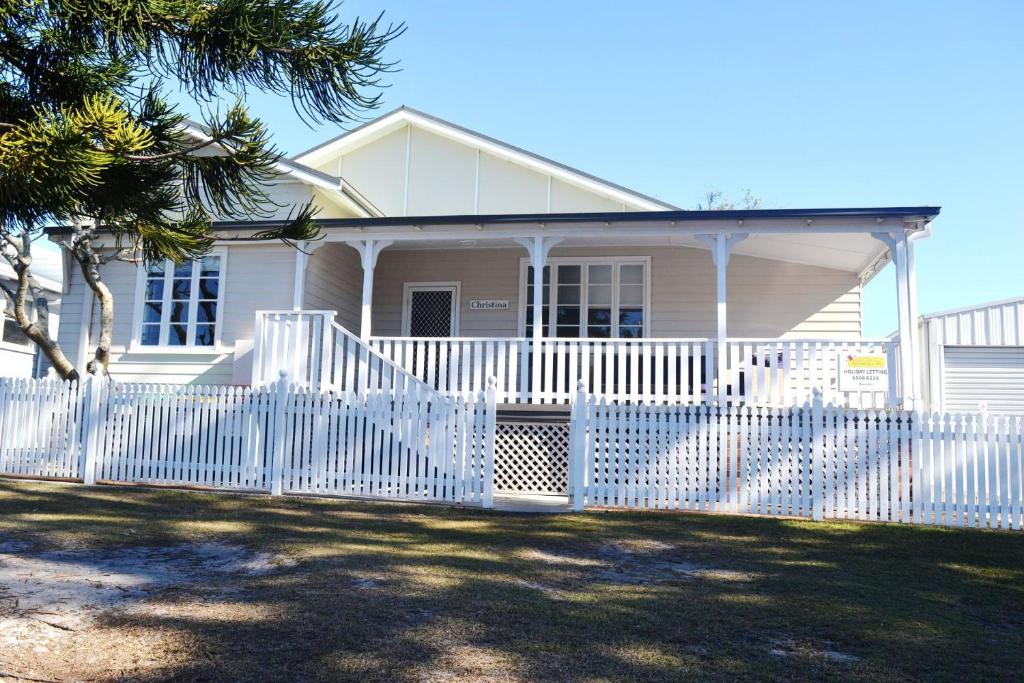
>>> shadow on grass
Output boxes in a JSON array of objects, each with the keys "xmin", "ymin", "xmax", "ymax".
[{"xmin": 2, "ymin": 479, "xmax": 1023, "ymax": 681}]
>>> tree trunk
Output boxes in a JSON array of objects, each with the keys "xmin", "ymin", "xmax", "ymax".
[
  {"xmin": 1, "ymin": 230, "xmax": 79, "ymax": 381},
  {"xmin": 76, "ymin": 246, "xmax": 114, "ymax": 377}
]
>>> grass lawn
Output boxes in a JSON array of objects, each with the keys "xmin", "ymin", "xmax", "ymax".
[{"xmin": 1, "ymin": 480, "xmax": 1023, "ymax": 682}]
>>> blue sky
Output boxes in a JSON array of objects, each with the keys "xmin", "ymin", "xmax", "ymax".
[{"xmin": 195, "ymin": 0, "xmax": 1020, "ymax": 335}]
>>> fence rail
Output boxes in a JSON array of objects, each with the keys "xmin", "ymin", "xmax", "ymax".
[
  {"xmin": 0, "ymin": 375, "xmax": 496, "ymax": 507},
  {"xmin": 569, "ymin": 388, "xmax": 1024, "ymax": 529}
]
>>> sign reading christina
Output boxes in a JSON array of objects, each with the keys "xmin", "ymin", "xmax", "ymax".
[
  {"xmin": 837, "ymin": 353, "xmax": 889, "ymax": 392},
  {"xmin": 469, "ymin": 299, "xmax": 510, "ymax": 311}
]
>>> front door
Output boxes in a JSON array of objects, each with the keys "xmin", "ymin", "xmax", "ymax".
[{"xmin": 403, "ymin": 283, "xmax": 459, "ymax": 337}]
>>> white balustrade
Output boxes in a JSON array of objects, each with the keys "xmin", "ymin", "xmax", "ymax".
[{"xmin": 254, "ymin": 311, "xmax": 902, "ymax": 408}]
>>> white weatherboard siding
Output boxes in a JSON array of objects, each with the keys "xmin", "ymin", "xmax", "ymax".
[
  {"xmin": 57, "ymin": 243, "xmax": 296, "ymax": 384},
  {"xmin": 0, "ymin": 345, "xmax": 36, "ymax": 376},
  {"xmin": 919, "ymin": 297, "xmax": 1024, "ymax": 412},
  {"xmin": 309, "ymin": 123, "xmax": 653, "ymax": 217},
  {"xmin": 302, "ymin": 243, "xmax": 363, "ymax": 331},
  {"xmin": 369, "ymin": 246, "xmax": 861, "ymax": 339}
]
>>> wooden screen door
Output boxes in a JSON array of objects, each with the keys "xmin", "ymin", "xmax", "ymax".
[{"xmin": 403, "ymin": 283, "xmax": 460, "ymax": 337}]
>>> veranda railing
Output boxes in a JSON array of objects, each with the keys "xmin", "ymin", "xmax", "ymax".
[{"xmin": 251, "ymin": 310, "xmax": 901, "ymax": 407}]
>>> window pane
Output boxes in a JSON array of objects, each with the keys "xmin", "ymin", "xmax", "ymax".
[
  {"xmin": 170, "ymin": 301, "xmax": 189, "ymax": 323},
  {"xmin": 195, "ymin": 324, "xmax": 216, "ymax": 346},
  {"xmin": 588, "ymin": 284, "xmax": 611, "ymax": 306},
  {"xmin": 140, "ymin": 324, "xmax": 161, "ymax": 346},
  {"xmin": 619, "ymin": 326, "xmax": 643, "ymax": 339},
  {"xmin": 200, "ymin": 256, "xmax": 220, "ymax": 276},
  {"xmin": 556, "ymin": 326, "xmax": 579, "ymax": 338},
  {"xmin": 588, "ymin": 309, "xmax": 612, "ymax": 325},
  {"xmin": 527, "ymin": 306, "xmax": 551, "ymax": 326},
  {"xmin": 145, "ymin": 279, "xmax": 164, "ymax": 301},
  {"xmin": 197, "ymin": 301, "xmax": 217, "ymax": 323},
  {"xmin": 198, "ymin": 278, "xmax": 218, "ymax": 299},
  {"xmin": 587, "ymin": 325, "xmax": 611, "ymax": 338},
  {"xmin": 588, "ymin": 264, "xmax": 612, "ymax": 284},
  {"xmin": 146, "ymin": 261, "xmax": 165, "ymax": 275},
  {"xmin": 620, "ymin": 284, "xmax": 644, "ymax": 306},
  {"xmin": 143, "ymin": 302, "xmax": 162, "ymax": 323},
  {"xmin": 620, "ymin": 264, "xmax": 644, "ymax": 285},
  {"xmin": 173, "ymin": 261, "xmax": 193, "ymax": 277},
  {"xmin": 557, "ymin": 265, "xmax": 580, "ymax": 284},
  {"xmin": 3, "ymin": 318, "xmax": 30, "ymax": 346},
  {"xmin": 172, "ymin": 278, "xmax": 190, "ymax": 300},
  {"xmin": 526, "ymin": 265, "xmax": 550, "ymax": 286},
  {"xmin": 168, "ymin": 324, "xmax": 188, "ymax": 346},
  {"xmin": 557, "ymin": 284, "xmax": 580, "ymax": 305},
  {"xmin": 556, "ymin": 307, "xmax": 580, "ymax": 326},
  {"xmin": 619, "ymin": 309, "xmax": 644, "ymax": 327}
]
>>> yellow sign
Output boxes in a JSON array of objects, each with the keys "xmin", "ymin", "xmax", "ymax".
[
  {"xmin": 847, "ymin": 355, "xmax": 886, "ymax": 369},
  {"xmin": 838, "ymin": 353, "xmax": 889, "ymax": 392}
]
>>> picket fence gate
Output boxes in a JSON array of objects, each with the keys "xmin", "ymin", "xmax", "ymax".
[
  {"xmin": 0, "ymin": 374, "xmax": 496, "ymax": 507},
  {"xmin": 569, "ymin": 385, "xmax": 1024, "ymax": 529}
]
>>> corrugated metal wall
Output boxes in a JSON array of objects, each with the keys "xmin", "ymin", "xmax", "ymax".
[{"xmin": 919, "ymin": 298, "xmax": 1024, "ymax": 413}]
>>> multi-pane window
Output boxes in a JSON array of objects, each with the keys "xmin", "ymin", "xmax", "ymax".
[
  {"xmin": 139, "ymin": 254, "xmax": 222, "ymax": 347},
  {"xmin": 523, "ymin": 260, "xmax": 646, "ymax": 338}
]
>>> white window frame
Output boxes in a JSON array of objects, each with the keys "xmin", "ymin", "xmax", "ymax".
[
  {"xmin": 130, "ymin": 248, "xmax": 228, "ymax": 351},
  {"xmin": 401, "ymin": 281, "xmax": 461, "ymax": 337},
  {"xmin": 516, "ymin": 256, "xmax": 651, "ymax": 338}
]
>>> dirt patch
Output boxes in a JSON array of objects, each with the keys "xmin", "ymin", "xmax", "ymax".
[
  {"xmin": 768, "ymin": 638, "xmax": 861, "ymax": 663},
  {"xmin": 519, "ymin": 540, "xmax": 763, "ymax": 588},
  {"xmin": 0, "ymin": 539, "xmax": 295, "ymax": 655}
]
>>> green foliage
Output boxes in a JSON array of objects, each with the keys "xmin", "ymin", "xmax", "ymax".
[{"xmin": 0, "ymin": 0, "xmax": 402, "ymax": 262}]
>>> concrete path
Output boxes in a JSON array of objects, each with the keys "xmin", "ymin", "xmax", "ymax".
[{"xmin": 492, "ymin": 493, "xmax": 572, "ymax": 513}]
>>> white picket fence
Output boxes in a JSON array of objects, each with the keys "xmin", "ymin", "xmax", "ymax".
[
  {"xmin": 0, "ymin": 375, "xmax": 496, "ymax": 506},
  {"xmin": 569, "ymin": 387, "xmax": 1024, "ymax": 529}
]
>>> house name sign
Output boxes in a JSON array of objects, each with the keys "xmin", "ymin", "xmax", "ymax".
[{"xmin": 469, "ymin": 299, "xmax": 511, "ymax": 311}]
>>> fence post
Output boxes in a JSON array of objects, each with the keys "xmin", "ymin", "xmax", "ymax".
[
  {"xmin": 811, "ymin": 388, "xmax": 824, "ymax": 521},
  {"xmin": 270, "ymin": 370, "xmax": 289, "ymax": 496},
  {"xmin": 482, "ymin": 376, "xmax": 497, "ymax": 509},
  {"xmin": 570, "ymin": 379, "xmax": 588, "ymax": 512},
  {"xmin": 80, "ymin": 373, "xmax": 106, "ymax": 486}
]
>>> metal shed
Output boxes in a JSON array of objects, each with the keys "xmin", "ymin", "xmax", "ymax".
[{"xmin": 918, "ymin": 296, "xmax": 1024, "ymax": 413}]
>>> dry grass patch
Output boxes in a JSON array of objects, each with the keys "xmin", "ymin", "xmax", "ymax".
[{"xmin": 1, "ymin": 479, "xmax": 1023, "ymax": 681}]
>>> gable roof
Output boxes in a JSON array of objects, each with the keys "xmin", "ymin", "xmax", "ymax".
[
  {"xmin": 293, "ymin": 106, "xmax": 678, "ymax": 212},
  {"xmin": 180, "ymin": 120, "xmax": 382, "ymax": 217}
]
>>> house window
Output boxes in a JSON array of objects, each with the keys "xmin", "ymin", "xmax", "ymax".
[
  {"xmin": 2, "ymin": 313, "xmax": 31, "ymax": 347},
  {"xmin": 523, "ymin": 259, "xmax": 647, "ymax": 338},
  {"xmin": 138, "ymin": 253, "xmax": 223, "ymax": 347}
]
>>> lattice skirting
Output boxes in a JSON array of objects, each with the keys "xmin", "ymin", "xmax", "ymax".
[{"xmin": 494, "ymin": 421, "xmax": 570, "ymax": 495}]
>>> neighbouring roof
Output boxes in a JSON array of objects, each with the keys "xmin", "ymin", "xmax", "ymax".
[
  {"xmin": 0, "ymin": 256, "xmax": 62, "ymax": 292},
  {"xmin": 293, "ymin": 105, "xmax": 679, "ymax": 212}
]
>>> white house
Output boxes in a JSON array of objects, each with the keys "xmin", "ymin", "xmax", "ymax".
[
  {"xmin": 913, "ymin": 296, "xmax": 1024, "ymax": 414},
  {"xmin": 51, "ymin": 106, "xmax": 939, "ymax": 411},
  {"xmin": 1, "ymin": 252, "xmax": 61, "ymax": 378}
]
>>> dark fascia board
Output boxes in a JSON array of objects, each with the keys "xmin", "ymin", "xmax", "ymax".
[
  {"xmin": 211, "ymin": 206, "xmax": 941, "ymax": 231},
  {"xmin": 44, "ymin": 207, "xmax": 940, "ymax": 236}
]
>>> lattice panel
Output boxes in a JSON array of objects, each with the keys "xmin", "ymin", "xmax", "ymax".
[
  {"xmin": 494, "ymin": 421, "xmax": 570, "ymax": 494},
  {"xmin": 409, "ymin": 290, "xmax": 454, "ymax": 337}
]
